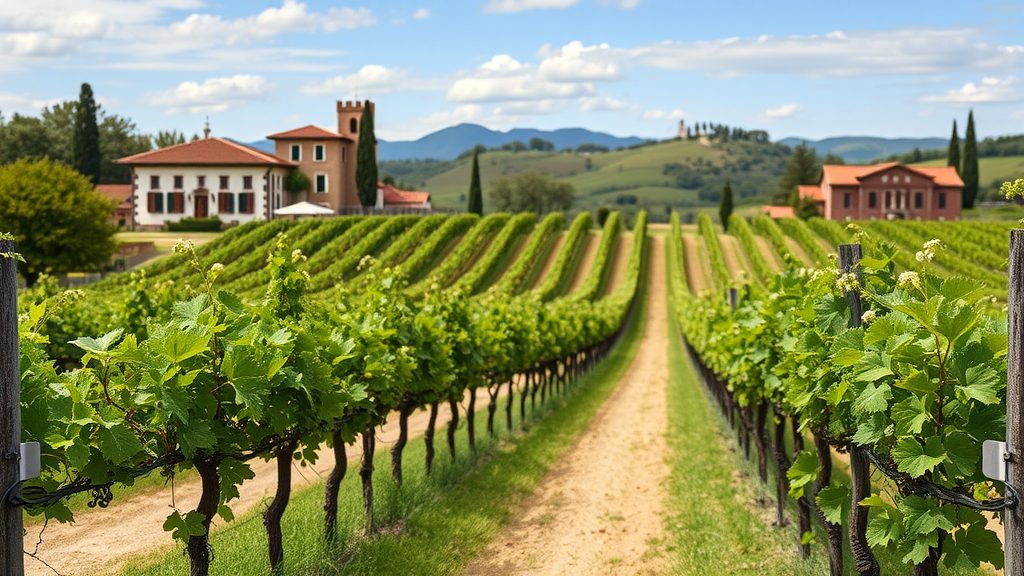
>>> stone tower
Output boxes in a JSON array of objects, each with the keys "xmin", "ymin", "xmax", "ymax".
[
  {"xmin": 336, "ymin": 100, "xmax": 376, "ymax": 208},
  {"xmin": 677, "ymin": 119, "xmax": 686, "ymax": 139}
]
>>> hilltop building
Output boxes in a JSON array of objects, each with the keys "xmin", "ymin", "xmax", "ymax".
[
  {"xmin": 118, "ymin": 100, "xmax": 431, "ymax": 229},
  {"xmin": 765, "ymin": 162, "xmax": 963, "ymax": 222}
]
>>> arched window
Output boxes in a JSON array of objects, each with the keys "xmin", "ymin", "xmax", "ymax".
[{"xmin": 350, "ymin": 118, "xmax": 358, "ymax": 133}]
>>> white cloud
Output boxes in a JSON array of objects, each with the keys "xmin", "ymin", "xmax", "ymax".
[
  {"xmin": 412, "ymin": 8, "xmax": 431, "ymax": 19},
  {"xmin": 578, "ymin": 95, "xmax": 628, "ymax": 112},
  {"xmin": 761, "ymin": 103, "xmax": 803, "ymax": 119},
  {"xmin": 642, "ymin": 109, "xmax": 685, "ymax": 120},
  {"xmin": 493, "ymin": 99, "xmax": 567, "ymax": 116},
  {"xmin": 921, "ymin": 76, "xmax": 1022, "ymax": 103},
  {"xmin": 303, "ymin": 65, "xmax": 411, "ymax": 95},
  {"xmin": 532, "ymin": 28, "xmax": 1024, "ymax": 79},
  {"xmin": 448, "ymin": 54, "xmax": 597, "ymax": 103},
  {"xmin": 537, "ymin": 41, "xmax": 622, "ymax": 82},
  {"xmin": 597, "ymin": 0, "xmax": 640, "ymax": 7},
  {"xmin": 483, "ymin": 0, "xmax": 578, "ymax": 14},
  {"xmin": 0, "ymin": 91, "xmax": 61, "ymax": 114},
  {"xmin": 143, "ymin": 74, "xmax": 273, "ymax": 114}
]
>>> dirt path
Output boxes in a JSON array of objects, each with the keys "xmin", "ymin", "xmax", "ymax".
[
  {"xmin": 681, "ymin": 234, "xmax": 708, "ymax": 295},
  {"xmin": 566, "ymin": 232, "xmax": 600, "ymax": 294},
  {"xmin": 24, "ymin": 396, "xmax": 478, "ymax": 576},
  {"xmin": 463, "ymin": 236, "xmax": 670, "ymax": 576},
  {"xmin": 719, "ymin": 234, "xmax": 752, "ymax": 285},
  {"xmin": 784, "ymin": 237, "xmax": 814, "ymax": 267},
  {"xmin": 755, "ymin": 236, "xmax": 781, "ymax": 271},
  {"xmin": 529, "ymin": 233, "xmax": 567, "ymax": 290},
  {"xmin": 603, "ymin": 234, "xmax": 631, "ymax": 297},
  {"xmin": 487, "ymin": 235, "xmax": 530, "ymax": 291}
]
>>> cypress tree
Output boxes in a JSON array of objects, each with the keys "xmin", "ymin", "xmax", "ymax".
[
  {"xmin": 73, "ymin": 82, "xmax": 101, "ymax": 183},
  {"xmin": 962, "ymin": 110, "xmax": 979, "ymax": 209},
  {"xmin": 467, "ymin": 149, "xmax": 483, "ymax": 215},
  {"xmin": 355, "ymin": 101, "xmax": 378, "ymax": 207},
  {"xmin": 947, "ymin": 119, "xmax": 960, "ymax": 175},
  {"xmin": 719, "ymin": 179, "xmax": 734, "ymax": 231}
]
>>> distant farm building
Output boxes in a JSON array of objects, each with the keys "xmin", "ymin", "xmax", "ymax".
[
  {"xmin": 95, "ymin": 184, "xmax": 134, "ymax": 229},
  {"xmin": 803, "ymin": 163, "xmax": 963, "ymax": 221}
]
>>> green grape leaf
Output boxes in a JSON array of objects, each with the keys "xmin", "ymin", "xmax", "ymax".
[
  {"xmin": 816, "ymin": 485, "xmax": 850, "ymax": 525},
  {"xmin": 957, "ymin": 364, "xmax": 1001, "ymax": 405},
  {"xmin": 97, "ymin": 423, "xmax": 144, "ymax": 464},
  {"xmin": 934, "ymin": 305, "xmax": 978, "ymax": 348},
  {"xmin": 172, "ymin": 294, "xmax": 208, "ymax": 324},
  {"xmin": 814, "ymin": 294, "xmax": 850, "ymax": 335},
  {"xmin": 179, "ymin": 419, "xmax": 217, "ymax": 458},
  {"xmin": 163, "ymin": 510, "xmax": 207, "ymax": 541},
  {"xmin": 852, "ymin": 382, "xmax": 892, "ymax": 415},
  {"xmin": 950, "ymin": 522, "xmax": 1004, "ymax": 570},
  {"xmin": 65, "ymin": 442, "xmax": 91, "ymax": 470},
  {"xmin": 72, "ymin": 329, "xmax": 124, "ymax": 357},
  {"xmin": 786, "ymin": 451, "xmax": 819, "ymax": 499},
  {"xmin": 900, "ymin": 531, "xmax": 939, "ymax": 565},
  {"xmin": 894, "ymin": 370, "xmax": 934, "ymax": 395},
  {"xmin": 217, "ymin": 291, "xmax": 248, "ymax": 316},
  {"xmin": 219, "ymin": 458, "xmax": 255, "ymax": 503},
  {"xmin": 902, "ymin": 495, "xmax": 956, "ymax": 535},
  {"xmin": 156, "ymin": 324, "xmax": 212, "ymax": 364},
  {"xmin": 892, "ymin": 396, "xmax": 930, "ymax": 437},
  {"xmin": 943, "ymin": 431, "xmax": 981, "ymax": 478},
  {"xmin": 217, "ymin": 504, "xmax": 235, "ymax": 523},
  {"xmin": 852, "ymin": 412, "xmax": 889, "ymax": 445},
  {"xmin": 866, "ymin": 506, "xmax": 903, "ymax": 548},
  {"xmin": 893, "ymin": 437, "xmax": 946, "ymax": 477}
]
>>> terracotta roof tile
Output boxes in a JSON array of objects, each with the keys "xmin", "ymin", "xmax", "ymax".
[
  {"xmin": 821, "ymin": 162, "xmax": 964, "ymax": 188},
  {"xmin": 267, "ymin": 125, "xmax": 350, "ymax": 140},
  {"xmin": 96, "ymin": 184, "xmax": 133, "ymax": 204},
  {"xmin": 378, "ymin": 183, "xmax": 430, "ymax": 205},
  {"xmin": 763, "ymin": 206, "xmax": 795, "ymax": 219},
  {"xmin": 117, "ymin": 138, "xmax": 296, "ymax": 167},
  {"xmin": 798, "ymin": 185, "xmax": 824, "ymax": 202}
]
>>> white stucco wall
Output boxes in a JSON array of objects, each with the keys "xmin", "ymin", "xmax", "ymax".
[{"xmin": 132, "ymin": 165, "xmax": 290, "ymax": 229}]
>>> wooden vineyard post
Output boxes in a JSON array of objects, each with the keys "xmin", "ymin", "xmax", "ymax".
[
  {"xmin": 728, "ymin": 287, "xmax": 738, "ymax": 311},
  {"xmin": 838, "ymin": 243, "xmax": 879, "ymax": 576},
  {"xmin": 1007, "ymin": 229, "xmax": 1024, "ymax": 574},
  {"xmin": 0, "ymin": 238, "xmax": 23, "ymax": 576}
]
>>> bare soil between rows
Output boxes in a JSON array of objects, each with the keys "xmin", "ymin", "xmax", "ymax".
[{"xmin": 463, "ymin": 235, "xmax": 670, "ymax": 576}]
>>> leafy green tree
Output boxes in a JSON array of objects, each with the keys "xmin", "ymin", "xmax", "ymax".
[
  {"xmin": 0, "ymin": 113, "xmax": 50, "ymax": 164},
  {"xmin": 355, "ymin": 100, "xmax": 378, "ymax": 207},
  {"xmin": 719, "ymin": 179, "xmax": 734, "ymax": 231},
  {"xmin": 962, "ymin": 111, "xmax": 979, "ymax": 209},
  {"xmin": 73, "ymin": 83, "xmax": 102, "ymax": 183},
  {"xmin": 467, "ymin": 149, "xmax": 483, "ymax": 215},
  {"xmin": 823, "ymin": 153, "xmax": 845, "ymax": 165},
  {"xmin": 948, "ymin": 119, "xmax": 961, "ymax": 175},
  {"xmin": 528, "ymin": 137, "xmax": 554, "ymax": 152},
  {"xmin": 0, "ymin": 158, "xmax": 117, "ymax": 285},
  {"xmin": 99, "ymin": 114, "xmax": 151, "ymax": 184},
  {"xmin": 596, "ymin": 206, "xmax": 610, "ymax": 226},
  {"xmin": 154, "ymin": 130, "xmax": 187, "ymax": 148},
  {"xmin": 777, "ymin": 141, "xmax": 820, "ymax": 207},
  {"xmin": 489, "ymin": 170, "xmax": 573, "ymax": 214},
  {"xmin": 285, "ymin": 169, "xmax": 311, "ymax": 194}
]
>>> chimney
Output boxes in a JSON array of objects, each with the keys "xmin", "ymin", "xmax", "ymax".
[{"xmin": 203, "ymin": 116, "xmax": 211, "ymax": 139}]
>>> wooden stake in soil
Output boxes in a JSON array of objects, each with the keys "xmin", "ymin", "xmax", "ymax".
[
  {"xmin": 0, "ymin": 238, "xmax": 23, "ymax": 576},
  {"xmin": 838, "ymin": 243, "xmax": 879, "ymax": 576},
  {"xmin": 1006, "ymin": 229, "xmax": 1024, "ymax": 575}
]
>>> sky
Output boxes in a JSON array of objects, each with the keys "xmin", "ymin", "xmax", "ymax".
[{"xmin": 1, "ymin": 0, "xmax": 1024, "ymax": 144}]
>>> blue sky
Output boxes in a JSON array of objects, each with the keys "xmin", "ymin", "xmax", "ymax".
[{"xmin": 2, "ymin": 0, "xmax": 1023, "ymax": 144}]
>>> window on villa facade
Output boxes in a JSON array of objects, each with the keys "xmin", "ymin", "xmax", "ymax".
[
  {"xmin": 220, "ymin": 175, "xmax": 229, "ymax": 190},
  {"xmin": 868, "ymin": 192, "xmax": 877, "ymax": 208},
  {"xmin": 218, "ymin": 192, "xmax": 235, "ymax": 214},
  {"xmin": 844, "ymin": 193, "xmax": 852, "ymax": 208},
  {"xmin": 243, "ymin": 176, "xmax": 253, "ymax": 190},
  {"xmin": 315, "ymin": 174, "xmax": 327, "ymax": 194},
  {"xmin": 197, "ymin": 175, "xmax": 206, "ymax": 188},
  {"xmin": 905, "ymin": 176, "xmax": 911, "ymax": 183},
  {"xmin": 914, "ymin": 192, "xmax": 923, "ymax": 208},
  {"xmin": 315, "ymin": 144, "xmax": 325, "ymax": 161},
  {"xmin": 342, "ymin": 147, "xmax": 346, "ymax": 162},
  {"xmin": 291, "ymin": 144, "xmax": 301, "ymax": 161},
  {"xmin": 350, "ymin": 118, "xmax": 357, "ymax": 133},
  {"xmin": 939, "ymin": 193, "xmax": 946, "ymax": 209},
  {"xmin": 173, "ymin": 175, "xmax": 184, "ymax": 190},
  {"xmin": 882, "ymin": 175, "xmax": 889, "ymax": 183},
  {"xmin": 147, "ymin": 192, "xmax": 164, "ymax": 213},
  {"xmin": 239, "ymin": 193, "xmax": 255, "ymax": 214},
  {"xmin": 150, "ymin": 175, "xmax": 160, "ymax": 190},
  {"xmin": 167, "ymin": 192, "xmax": 185, "ymax": 213}
]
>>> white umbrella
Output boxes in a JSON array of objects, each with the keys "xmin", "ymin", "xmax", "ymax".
[{"xmin": 273, "ymin": 201, "xmax": 334, "ymax": 216}]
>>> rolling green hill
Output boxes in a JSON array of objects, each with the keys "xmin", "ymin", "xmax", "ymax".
[
  {"xmin": 382, "ymin": 138, "xmax": 790, "ymax": 222},
  {"xmin": 915, "ymin": 155, "xmax": 1024, "ymax": 198}
]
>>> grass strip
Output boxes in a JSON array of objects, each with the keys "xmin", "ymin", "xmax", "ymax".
[{"xmin": 116, "ymin": 258, "xmax": 649, "ymax": 576}]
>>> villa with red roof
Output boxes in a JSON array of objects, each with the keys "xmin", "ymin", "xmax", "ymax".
[
  {"xmin": 799, "ymin": 162, "xmax": 963, "ymax": 221},
  {"xmin": 118, "ymin": 100, "xmax": 431, "ymax": 229}
]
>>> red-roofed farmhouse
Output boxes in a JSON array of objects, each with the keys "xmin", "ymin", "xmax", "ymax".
[{"xmin": 800, "ymin": 163, "xmax": 962, "ymax": 221}]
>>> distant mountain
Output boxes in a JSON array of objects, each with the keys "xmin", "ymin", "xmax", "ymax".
[
  {"xmin": 242, "ymin": 124, "xmax": 647, "ymax": 161},
  {"xmin": 779, "ymin": 136, "xmax": 948, "ymax": 164},
  {"xmin": 378, "ymin": 124, "xmax": 648, "ymax": 161}
]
